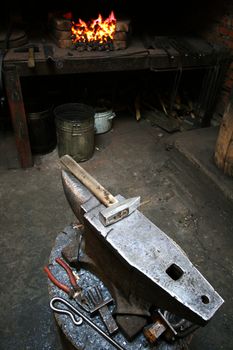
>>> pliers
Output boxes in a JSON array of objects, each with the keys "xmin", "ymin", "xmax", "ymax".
[{"xmin": 44, "ymin": 257, "xmax": 89, "ymax": 311}]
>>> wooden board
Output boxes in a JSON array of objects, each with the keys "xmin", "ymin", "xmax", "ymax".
[
  {"xmin": 142, "ymin": 109, "xmax": 180, "ymax": 133},
  {"xmin": 4, "ymin": 66, "xmax": 33, "ymax": 168},
  {"xmin": 214, "ymin": 99, "xmax": 233, "ymax": 171},
  {"xmin": 224, "ymin": 136, "xmax": 233, "ymax": 176}
]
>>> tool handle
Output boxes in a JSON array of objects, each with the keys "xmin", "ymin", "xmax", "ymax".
[
  {"xmin": 99, "ymin": 306, "xmax": 119, "ymax": 335},
  {"xmin": 60, "ymin": 155, "xmax": 117, "ymax": 207},
  {"xmin": 50, "ymin": 297, "xmax": 125, "ymax": 350},
  {"xmin": 44, "ymin": 266, "xmax": 70, "ymax": 294},
  {"xmin": 55, "ymin": 258, "xmax": 81, "ymax": 292}
]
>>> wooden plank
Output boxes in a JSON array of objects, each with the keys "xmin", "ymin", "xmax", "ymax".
[
  {"xmin": 4, "ymin": 54, "xmax": 149, "ymax": 77},
  {"xmin": 4, "ymin": 66, "xmax": 33, "ymax": 168},
  {"xmin": 224, "ymin": 136, "xmax": 233, "ymax": 176},
  {"xmin": 214, "ymin": 98, "xmax": 233, "ymax": 170},
  {"xmin": 142, "ymin": 109, "xmax": 180, "ymax": 133}
]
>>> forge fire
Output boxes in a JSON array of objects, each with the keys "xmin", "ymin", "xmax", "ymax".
[
  {"xmin": 72, "ymin": 11, "xmax": 116, "ymax": 43},
  {"xmin": 50, "ymin": 11, "xmax": 130, "ymax": 50},
  {"xmin": 71, "ymin": 11, "xmax": 116, "ymax": 50}
]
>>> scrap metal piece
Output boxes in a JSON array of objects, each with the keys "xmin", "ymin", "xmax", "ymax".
[
  {"xmin": 143, "ymin": 319, "xmax": 167, "ymax": 344},
  {"xmin": 116, "ymin": 315, "xmax": 148, "ymax": 341},
  {"xmin": 86, "ymin": 285, "xmax": 118, "ymax": 334},
  {"xmin": 61, "ymin": 234, "xmax": 81, "ymax": 266},
  {"xmin": 43, "ymin": 44, "xmax": 63, "ymax": 69},
  {"xmin": 157, "ymin": 310, "xmax": 177, "ymax": 336}
]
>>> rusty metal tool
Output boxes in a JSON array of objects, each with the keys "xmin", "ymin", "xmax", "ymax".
[
  {"xmin": 143, "ymin": 310, "xmax": 177, "ymax": 344},
  {"xmin": 44, "ymin": 257, "xmax": 89, "ymax": 311},
  {"xmin": 86, "ymin": 285, "xmax": 118, "ymax": 334},
  {"xmin": 43, "ymin": 44, "xmax": 63, "ymax": 69},
  {"xmin": 60, "ymin": 154, "xmax": 140, "ymax": 226},
  {"xmin": 50, "ymin": 296, "xmax": 125, "ymax": 350}
]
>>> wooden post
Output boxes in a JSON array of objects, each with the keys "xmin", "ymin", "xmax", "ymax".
[
  {"xmin": 214, "ymin": 92, "xmax": 233, "ymax": 176},
  {"xmin": 4, "ymin": 66, "xmax": 33, "ymax": 168},
  {"xmin": 224, "ymin": 136, "xmax": 233, "ymax": 176}
]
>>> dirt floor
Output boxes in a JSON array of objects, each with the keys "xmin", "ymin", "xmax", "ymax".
[{"xmin": 0, "ymin": 114, "xmax": 233, "ymax": 350}]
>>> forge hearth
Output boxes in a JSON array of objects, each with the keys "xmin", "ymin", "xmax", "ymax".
[{"xmin": 49, "ymin": 12, "xmax": 131, "ymax": 50}]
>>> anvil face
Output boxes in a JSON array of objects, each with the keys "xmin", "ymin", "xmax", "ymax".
[{"xmin": 62, "ymin": 170, "xmax": 224, "ymax": 326}]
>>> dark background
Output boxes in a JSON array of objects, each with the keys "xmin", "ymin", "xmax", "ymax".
[{"xmin": 1, "ymin": 0, "xmax": 228, "ymax": 35}]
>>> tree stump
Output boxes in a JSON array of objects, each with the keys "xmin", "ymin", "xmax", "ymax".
[
  {"xmin": 47, "ymin": 226, "xmax": 193, "ymax": 350},
  {"xmin": 214, "ymin": 95, "xmax": 233, "ymax": 176}
]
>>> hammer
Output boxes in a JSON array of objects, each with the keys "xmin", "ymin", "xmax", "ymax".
[
  {"xmin": 60, "ymin": 155, "xmax": 140, "ymax": 226},
  {"xmin": 14, "ymin": 45, "xmax": 39, "ymax": 68}
]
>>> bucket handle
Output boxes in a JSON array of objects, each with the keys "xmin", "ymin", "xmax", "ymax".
[
  {"xmin": 72, "ymin": 123, "xmax": 81, "ymax": 136},
  {"xmin": 108, "ymin": 112, "xmax": 116, "ymax": 120}
]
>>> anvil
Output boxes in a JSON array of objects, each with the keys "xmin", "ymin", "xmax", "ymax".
[{"xmin": 62, "ymin": 170, "xmax": 224, "ymax": 337}]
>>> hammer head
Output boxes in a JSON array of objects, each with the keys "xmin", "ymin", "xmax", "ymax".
[{"xmin": 99, "ymin": 197, "xmax": 140, "ymax": 226}]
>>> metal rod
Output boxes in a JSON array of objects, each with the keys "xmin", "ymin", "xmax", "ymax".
[{"xmin": 50, "ymin": 297, "xmax": 125, "ymax": 350}]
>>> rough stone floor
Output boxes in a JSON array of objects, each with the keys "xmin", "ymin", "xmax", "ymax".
[{"xmin": 0, "ymin": 114, "xmax": 233, "ymax": 350}]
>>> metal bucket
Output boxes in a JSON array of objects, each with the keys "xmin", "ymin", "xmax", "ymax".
[
  {"xmin": 27, "ymin": 106, "xmax": 56, "ymax": 154},
  {"xmin": 94, "ymin": 110, "xmax": 116, "ymax": 134},
  {"xmin": 54, "ymin": 103, "xmax": 95, "ymax": 162}
]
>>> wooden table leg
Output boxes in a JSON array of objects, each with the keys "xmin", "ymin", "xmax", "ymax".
[{"xmin": 4, "ymin": 65, "xmax": 33, "ymax": 168}]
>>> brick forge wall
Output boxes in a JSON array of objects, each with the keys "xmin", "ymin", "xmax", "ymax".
[{"xmin": 201, "ymin": 1, "xmax": 233, "ymax": 119}]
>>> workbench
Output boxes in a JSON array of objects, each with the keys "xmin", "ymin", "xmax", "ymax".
[{"xmin": 3, "ymin": 37, "xmax": 230, "ymax": 167}]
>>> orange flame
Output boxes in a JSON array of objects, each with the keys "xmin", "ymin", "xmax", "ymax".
[{"xmin": 71, "ymin": 11, "xmax": 116, "ymax": 44}]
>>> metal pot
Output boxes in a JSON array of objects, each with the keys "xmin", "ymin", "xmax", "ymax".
[{"xmin": 94, "ymin": 110, "xmax": 116, "ymax": 134}]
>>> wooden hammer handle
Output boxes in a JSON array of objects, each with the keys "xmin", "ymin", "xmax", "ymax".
[{"xmin": 60, "ymin": 155, "xmax": 117, "ymax": 207}]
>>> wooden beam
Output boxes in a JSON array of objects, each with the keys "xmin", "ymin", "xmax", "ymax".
[
  {"xmin": 4, "ymin": 66, "xmax": 33, "ymax": 168},
  {"xmin": 224, "ymin": 136, "xmax": 233, "ymax": 176},
  {"xmin": 214, "ymin": 97, "xmax": 233, "ymax": 172}
]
